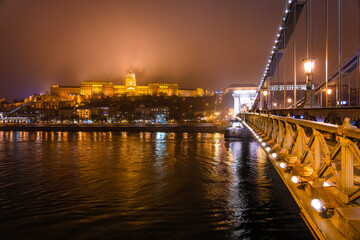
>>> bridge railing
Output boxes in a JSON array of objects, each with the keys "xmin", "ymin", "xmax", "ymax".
[{"xmin": 239, "ymin": 112, "xmax": 360, "ymax": 204}]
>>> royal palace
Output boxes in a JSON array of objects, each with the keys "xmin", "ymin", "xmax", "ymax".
[{"xmin": 50, "ymin": 72, "xmax": 204, "ymax": 98}]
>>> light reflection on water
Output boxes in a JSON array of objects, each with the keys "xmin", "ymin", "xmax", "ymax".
[{"xmin": 0, "ymin": 131, "xmax": 313, "ymax": 240}]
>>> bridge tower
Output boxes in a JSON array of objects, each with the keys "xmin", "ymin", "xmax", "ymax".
[
  {"xmin": 224, "ymin": 84, "xmax": 257, "ymax": 118},
  {"xmin": 232, "ymin": 92, "xmax": 241, "ymax": 116}
]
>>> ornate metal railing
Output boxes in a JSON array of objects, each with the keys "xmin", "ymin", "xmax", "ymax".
[{"xmin": 239, "ymin": 112, "xmax": 360, "ymax": 205}]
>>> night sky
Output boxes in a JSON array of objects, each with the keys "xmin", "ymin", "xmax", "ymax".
[{"xmin": 0, "ymin": 0, "xmax": 358, "ymax": 100}]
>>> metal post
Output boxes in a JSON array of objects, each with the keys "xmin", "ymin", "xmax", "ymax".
[
  {"xmin": 310, "ymin": 0, "xmax": 313, "ymax": 108},
  {"xmin": 294, "ymin": 1, "xmax": 297, "ymax": 108},
  {"xmin": 284, "ymin": 26, "xmax": 286, "ymax": 109},
  {"xmin": 338, "ymin": 0, "xmax": 342, "ymax": 107},
  {"xmin": 306, "ymin": 1, "xmax": 309, "ymax": 59},
  {"xmin": 310, "ymin": 0, "xmax": 313, "ymax": 59},
  {"xmin": 326, "ymin": 0, "xmax": 329, "ymax": 107},
  {"xmin": 320, "ymin": 90, "xmax": 323, "ymax": 107},
  {"xmin": 349, "ymin": 76, "xmax": 351, "ymax": 106},
  {"xmin": 341, "ymin": 139, "xmax": 354, "ymax": 194},
  {"xmin": 314, "ymin": 134, "xmax": 321, "ymax": 173}
]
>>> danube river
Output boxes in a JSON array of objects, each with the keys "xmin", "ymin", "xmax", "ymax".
[{"xmin": 0, "ymin": 131, "xmax": 313, "ymax": 239}]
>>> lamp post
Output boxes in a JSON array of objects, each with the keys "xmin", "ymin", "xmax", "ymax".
[
  {"xmin": 303, "ymin": 58, "xmax": 316, "ymax": 108},
  {"xmin": 263, "ymin": 90, "xmax": 268, "ymax": 110},
  {"xmin": 320, "ymin": 88, "xmax": 332, "ymax": 107}
]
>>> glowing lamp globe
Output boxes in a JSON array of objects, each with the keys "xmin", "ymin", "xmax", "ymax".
[{"xmin": 303, "ymin": 58, "xmax": 315, "ymax": 75}]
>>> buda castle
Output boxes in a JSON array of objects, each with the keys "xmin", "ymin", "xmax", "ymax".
[{"xmin": 51, "ymin": 72, "xmax": 204, "ymax": 98}]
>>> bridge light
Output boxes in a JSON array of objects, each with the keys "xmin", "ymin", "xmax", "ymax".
[
  {"xmin": 271, "ymin": 50, "xmax": 275, "ymax": 54},
  {"xmin": 277, "ymin": 33, "xmax": 280, "ymax": 37},
  {"xmin": 327, "ymin": 89, "xmax": 332, "ymax": 95},
  {"xmin": 265, "ymin": 147, "xmax": 271, "ymax": 152},
  {"xmin": 303, "ymin": 58, "xmax": 315, "ymax": 75},
  {"xmin": 287, "ymin": 98, "xmax": 292, "ymax": 103},
  {"xmin": 263, "ymin": 90, "xmax": 268, "ymax": 96},
  {"xmin": 279, "ymin": 26, "xmax": 283, "ymax": 31},
  {"xmin": 291, "ymin": 176, "xmax": 300, "ymax": 184},
  {"xmin": 311, "ymin": 199, "xmax": 323, "ymax": 212},
  {"xmin": 271, "ymin": 152, "xmax": 277, "ymax": 158},
  {"xmin": 280, "ymin": 162, "xmax": 287, "ymax": 169},
  {"xmin": 311, "ymin": 199, "xmax": 334, "ymax": 217},
  {"xmin": 261, "ymin": 142, "xmax": 266, "ymax": 147}
]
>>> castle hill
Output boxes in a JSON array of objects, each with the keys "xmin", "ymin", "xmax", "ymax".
[{"xmin": 0, "ymin": 71, "xmax": 252, "ymax": 131}]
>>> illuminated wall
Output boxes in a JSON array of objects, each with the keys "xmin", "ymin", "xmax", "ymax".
[
  {"xmin": 50, "ymin": 85, "xmax": 80, "ymax": 97},
  {"xmin": 148, "ymin": 83, "xmax": 178, "ymax": 96},
  {"xmin": 80, "ymin": 81, "xmax": 114, "ymax": 97},
  {"xmin": 178, "ymin": 88, "xmax": 204, "ymax": 97},
  {"xmin": 76, "ymin": 108, "xmax": 91, "ymax": 119},
  {"xmin": 50, "ymin": 72, "xmax": 204, "ymax": 98}
]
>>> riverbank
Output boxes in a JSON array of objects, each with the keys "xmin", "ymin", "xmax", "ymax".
[{"xmin": 0, "ymin": 123, "xmax": 229, "ymax": 133}]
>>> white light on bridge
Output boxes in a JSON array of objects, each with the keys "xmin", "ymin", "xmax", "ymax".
[
  {"xmin": 280, "ymin": 162, "xmax": 287, "ymax": 169},
  {"xmin": 311, "ymin": 199, "xmax": 323, "ymax": 212},
  {"xmin": 261, "ymin": 142, "xmax": 266, "ymax": 147},
  {"xmin": 271, "ymin": 153, "xmax": 277, "ymax": 158},
  {"xmin": 266, "ymin": 147, "xmax": 271, "ymax": 152},
  {"xmin": 291, "ymin": 176, "xmax": 300, "ymax": 184}
]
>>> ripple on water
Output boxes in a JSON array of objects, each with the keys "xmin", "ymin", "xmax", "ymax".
[{"xmin": 0, "ymin": 131, "xmax": 313, "ymax": 240}]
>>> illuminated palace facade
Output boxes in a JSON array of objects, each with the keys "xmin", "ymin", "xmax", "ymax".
[{"xmin": 51, "ymin": 72, "xmax": 204, "ymax": 98}]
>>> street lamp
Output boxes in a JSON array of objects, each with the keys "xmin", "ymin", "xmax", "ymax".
[
  {"xmin": 303, "ymin": 58, "xmax": 315, "ymax": 75},
  {"xmin": 263, "ymin": 90, "xmax": 268, "ymax": 110},
  {"xmin": 287, "ymin": 98, "xmax": 292, "ymax": 103},
  {"xmin": 320, "ymin": 88, "xmax": 332, "ymax": 107},
  {"xmin": 303, "ymin": 58, "xmax": 316, "ymax": 108}
]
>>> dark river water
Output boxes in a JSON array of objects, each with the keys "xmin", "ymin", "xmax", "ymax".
[{"xmin": 0, "ymin": 131, "xmax": 313, "ymax": 240}]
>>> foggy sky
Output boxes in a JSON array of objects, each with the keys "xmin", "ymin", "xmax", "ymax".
[{"xmin": 0, "ymin": 0, "xmax": 289, "ymax": 100}]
